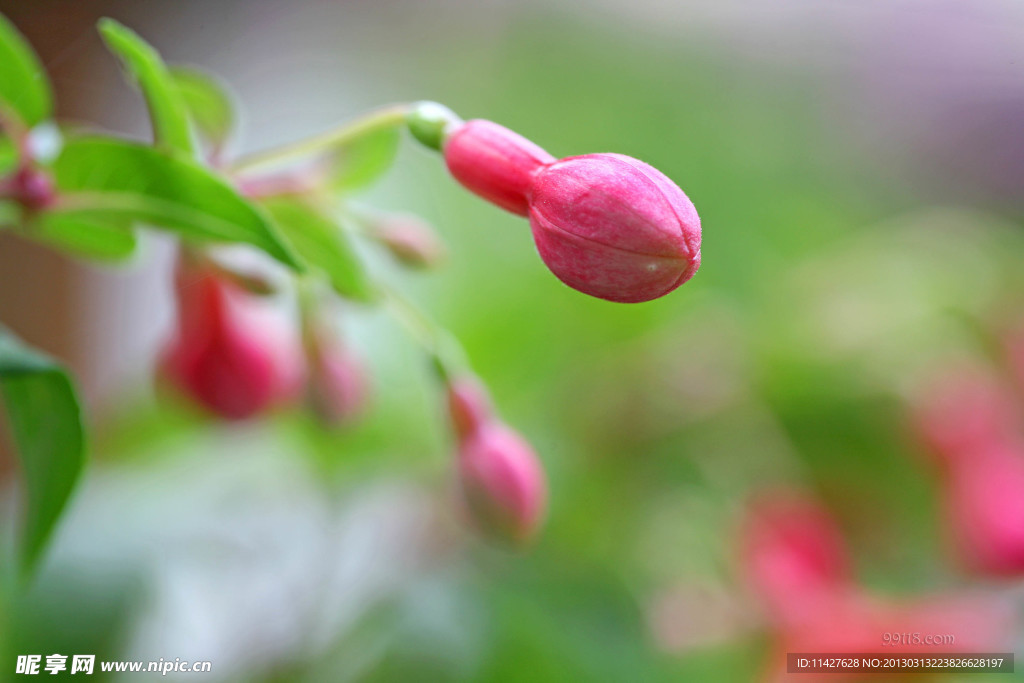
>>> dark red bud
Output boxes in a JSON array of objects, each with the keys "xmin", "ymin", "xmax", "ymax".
[{"xmin": 13, "ymin": 166, "xmax": 56, "ymax": 212}]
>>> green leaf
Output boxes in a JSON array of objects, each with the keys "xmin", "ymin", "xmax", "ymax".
[
  {"xmin": 30, "ymin": 213, "xmax": 137, "ymax": 261},
  {"xmin": 52, "ymin": 137, "xmax": 303, "ymax": 269},
  {"xmin": 0, "ymin": 134, "xmax": 16, "ymax": 175},
  {"xmin": 262, "ymin": 197, "xmax": 375, "ymax": 301},
  {"xmin": 98, "ymin": 18, "xmax": 193, "ymax": 155},
  {"xmin": 0, "ymin": 13, "xmax": 52, "ymax": 127},
  {"xmin": 329, "ymin": 126, "xmax": 400, "ymax": 191},
  {"xmin": 0, "ymin": 327, "xmax": 85, "ymax": 579},
  {"xmin": 170, "ymin": 66, "xmax": 234, "ymax": 152}
]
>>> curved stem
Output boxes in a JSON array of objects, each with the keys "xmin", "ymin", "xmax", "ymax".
[
  {"xmin": 230, "ymin": 103, "xmax": 413, "ymax": 173},
  {"xmin": 381, "ymin": 285, "xmax": 467, "ymax": 380}
]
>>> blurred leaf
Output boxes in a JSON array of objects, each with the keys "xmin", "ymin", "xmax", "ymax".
[
  {"xmin": 52, "ymin": 137, "xmax": 303, "ymax": 269},
  {"xmin": 0, "ymin": 134, "xmax": 16, "ymax": 174},
  {"xmin": 98, "ymin": 18, "xmax": 193, "ymax": 155},
  {"xmin": 30, "ymin": 213, "xmax": 137, "ymax": 261},
  {"xmin": 329, "ymin": 126, "xmax": 401, "ymax": 191},
  {"xmin": 262, "ymin": 196, "xmax": 375, "ymax": 300},
  {"xmin": 0, "ymin": 327, "xmax": 85, "ymax": 580},
  {"xmin": 170, "ymin": 66, "xmax": 235, "ymax": 152},
  {"xmin": 0, "ymin": 13, "xmax": 52, "ymax": 127}
]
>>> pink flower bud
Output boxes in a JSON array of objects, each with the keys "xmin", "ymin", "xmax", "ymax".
[
  {"xmin": 373, "ymin": 214, "xmax": 446, "ymax": 269},
  {"xmin": 304, "ymin": 331, "xmax": 370, "ymax": 428},
  {"xmin": 161, "ymin": 261, "xmax": 301, "ymax": 420},
  {"xmin": 944, "ymin": 441, "xmax": 1024, "ymax": 576},
  {"xmin": 444, "ymin": 119, "xmax": 555, "ymax": 215},
  {"xmin": 446, "ymin": 375, "xmax": 494, "ymax": 441},
  {"xmin": 909, "ymin": 365, "xmax": 1019, "ymax": 466},
  {"xmin": 457, "ymin": 421, "xmax": 547, "ymax": 545},
  {"xmin": 441, "ymin": 119, "xmax": 701, "ymax": 303},
  {"xmin": 12, "ymin": 166, "xmax": 56, "ymax": 212},
  {"xmin": 740, "ymin": 493, "xmax": 852, "ymax": 625}
]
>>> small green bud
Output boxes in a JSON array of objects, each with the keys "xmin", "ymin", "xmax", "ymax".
[{"xmin": 407, "ymin": 101, "xmax": 462, "ymax": 151}]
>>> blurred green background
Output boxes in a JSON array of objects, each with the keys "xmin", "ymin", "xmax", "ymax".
[{"xmin": 1, "ymin": 1, "xmax": 1023, "ymax": 680}]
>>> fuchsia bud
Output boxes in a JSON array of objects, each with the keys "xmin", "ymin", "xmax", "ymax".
[
  {"xmin": 446, "ymin": 375, "xmax": 493, "ymax": 441},
  {"xmin": 943, "ymin": 441, "xmax": 1024, "ymax": 576},
  {"xmin": 440, "ymin": 118, "xmax": 701, "ymax": 303},
  {"xmin": 373, "ymin": 214, "xmax": 446, "ymax": 269},
  {"xmin": 446, "ymin": 375, "xmax": 547, "ymax": 544},
  {"xmin": 910, "ymin": 366, "xmax": 1019, "ymax": 464},
  {"xmin": 161, "ymin": 259, "xmax": 301, "ymax": 420},
  {"xmin": 12, "ymin": 166, "xmax": 56, "ymax": 212},
  {"xmin": 304, "ymin": 328, "xmax": 370, "ymax": 428},
  {"xmin": 740, "ymin": 493, "xmax": 852, "ymax": 626}
]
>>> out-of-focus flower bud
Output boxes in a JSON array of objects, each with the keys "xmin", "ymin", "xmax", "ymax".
[
  {"xmin": 444, "ymin": 374, "xmax": 546, "ymax": 544},
  {"xmin": 457, "ymin": 421, "xmax": 547, "ymax": 545},
  {"xmin": 12, "ymin": 166, "xmax": 56, "ymax": 212},
  {"xmin": 944, "ymin": 441, "xmax": 1024, "ymax": 577},
  {"xmin": 303, "ymin": 327, "xmax": 370, "ymax": 428},
  {"xmin": 372, "ymin": 214, "xmax": 446, "ymax": 269},
  {"xmin": 446, "ymin": 375, "xmax": 493, "ymax": 441},
  {"xmin": 909, "ymin": 365, "xmax": 1019, "ymax": 465},
  {"xmin": 740, "ymin": 493, "xmax": 852, "ymax": 626},
  {"xmin": 161, "ymin": 258, "xmax": 301, "ymax": 420},
  {"xmin": 439, "ymin": 119, "xmax": 701, "ymax": 303}
]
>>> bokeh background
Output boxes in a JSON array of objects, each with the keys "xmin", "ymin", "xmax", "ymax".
[{"xmin": 2, "ymin": 0, "xmax": 1024, "ymax": 680}]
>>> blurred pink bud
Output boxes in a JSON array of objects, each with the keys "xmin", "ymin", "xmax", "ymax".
[
  {"xmin": 944, "ymin": 441, "xmax": 1024, "ymax": 576},
  {"xmin": 161, "ymin": 262, "xmax": 301, "ymax": 420},
  {"xmin": 740, "ymin": 493, "xmax": 852, "ymax": 625},
  {"xmin": 446, "ymin": 375, "xmax": 494, "ymax": 441},
  {"xmin": 457, "ymin": 421, "xmax": 547, "ymax": 545},
  {"xmin": 12, "ymin": 166, "xmax": 56, "ymax": 212},
  {"xmin": 442, "ymin": 120, "xmax": 701, "ymax": 303},
  {"xmin": 374, "ymin": 214, "xmax": 446, "ymax": 269},
  {"xmin": 909, "ymin": 365, "xmax": 1019, "ymax": 465},
  {"xmin": 304, "ymin": 332, "xmax": 370, "ymax": 428}
]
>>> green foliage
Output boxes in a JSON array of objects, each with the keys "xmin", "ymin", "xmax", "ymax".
[
  {"xmin": 262, "ymin": 196, "xmax": 375, "ymax": 301},
  {"xmin": 52, "ymin": 137, "xmax": 303, "ymax": 268},
  {"xmin": 170, "ymin": 66, "xmax": 236, "ymax": 152},
  {"xmin": 0, "ymin": 328, "xmax": 85, "ymax": 580},
  {"xmin": 30, "ymin": 213, "xmax": 137, "ymax": 261},
  {"xmin": 329, "ymin": 126, "xmax": 401, "ymax": 191},
  {"xmin": 0, "ymin": 13, "xmax": 52, "ymax": 128},
  {"xmin": 98, "ymin": 18, "xmax": 194, "ymax": 155}
]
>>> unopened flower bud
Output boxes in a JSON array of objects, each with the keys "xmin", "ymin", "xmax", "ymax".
[
  {"xmin": 12, "ymin": 166, "xmax": 56, "ymax": 212},
  {"xmin": 161, "ymin": 258, "xmax": 301, "ymax": 420},
  {"xmin": 446, "ymin": 375, "xmax": 493, "ymax": 441},
  {"xmin": 457, "ymin": 421, "xmax": 547, "ymax": 545},
  {"xmin": 909, "ymin": 365, "xmax": 1018, "ymax": 466},
  {"xmin": 740, "ymin": 493, "xmax": 852, "ymax": 625},
  {"xmin": 439, "ymin": 119, "xmax": 701, "ymax": 303},
  {"xmin": 444, "ymin": 119, "xmax": 555, "ymax": 215},
  {"xmin": 372, "ymin": 214, "xmax": 446, "ymax": 269},
  {"xmin": 304, "ymin": 328, "xmax": 370, "ymax": 428},
  {"xmin": 944, "ymin": 442, "xmax": 1024, "ymax": 576}
]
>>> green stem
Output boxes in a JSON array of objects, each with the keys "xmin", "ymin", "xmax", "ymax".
[
  {"xmin": 231, "ymin": 104, "xmax": 413, "ymax": 173},
  {"xmin": 381, "ymin": 285, "xmax": 466, "ymax": 380}
]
